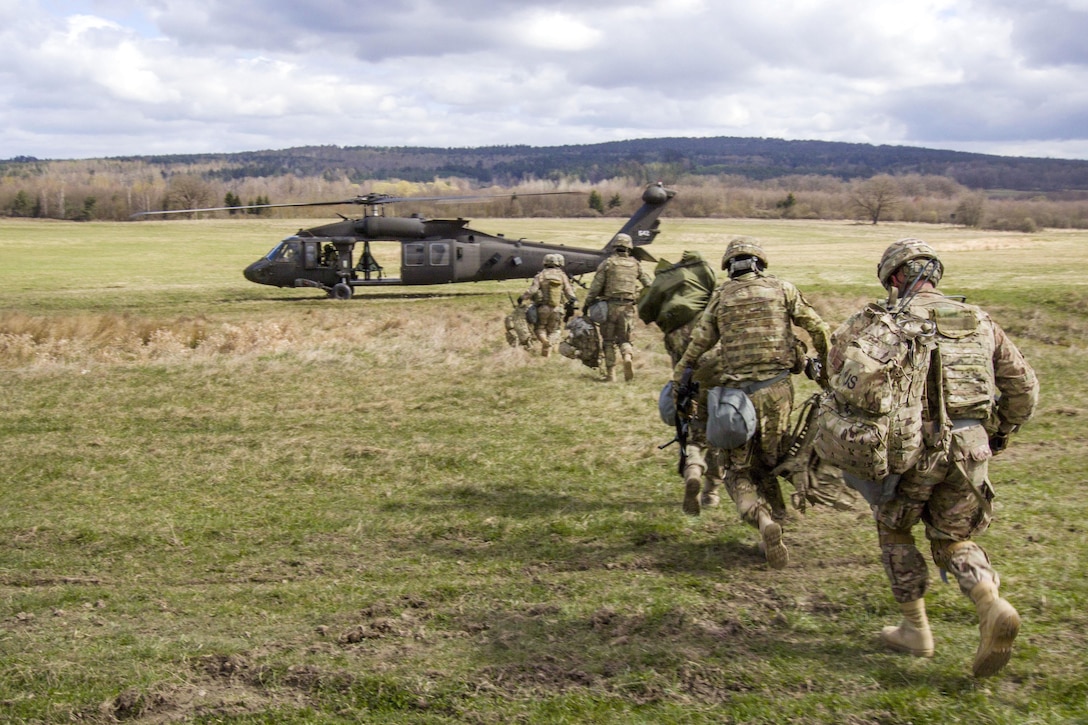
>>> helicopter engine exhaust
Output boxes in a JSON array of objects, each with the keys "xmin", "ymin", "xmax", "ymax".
[{"xmin": 357, "ymin": 216, "xmax": 426, "ymax": 238}]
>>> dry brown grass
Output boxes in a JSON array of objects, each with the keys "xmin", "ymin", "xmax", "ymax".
[{"xmin": 2, "ymin": 218, "xmax": 1087, "ymax": 724}]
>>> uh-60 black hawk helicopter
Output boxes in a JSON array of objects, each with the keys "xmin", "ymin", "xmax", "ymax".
[{"xmin": 135, "ymin": 183, "xmax": 676, "ymax": 299}]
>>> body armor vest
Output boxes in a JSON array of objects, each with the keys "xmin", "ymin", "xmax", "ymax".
[
  {"xmin": 601, "ymin": 256, "xmax": 642, "ymax": 300},
  {"xmin": 715, "ymin": 275, "xmax": 796, "ymax": 377},
  {"xmin": 912, "ymin": 295, "xmax": 996, "ymax": 420}
]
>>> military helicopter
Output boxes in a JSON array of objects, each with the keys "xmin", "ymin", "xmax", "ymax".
[{"xmin": 134, "ymin": 183, "xmax": 676, "ymax": 299}]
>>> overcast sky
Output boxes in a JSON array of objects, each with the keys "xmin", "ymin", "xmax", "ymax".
[{"xmin": 4, "ymin": 0, "xmax": 1088, "ymax": 161}]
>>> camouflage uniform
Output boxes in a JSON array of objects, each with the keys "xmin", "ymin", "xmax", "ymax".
[
  {"xmin": 644, "ymin": 252, "xmax": 725, "ymax": 512},
  {"xmin": 663, "ymin": 321, "xmax": 698, "ymax": 367},
  {"xmin": 585, "ymin": 236, "xmax": 651, "ymax": 381},
  {"xmin": 504, "ymin": 302, "xmax": 534, "ymax": 350},
  {"xmin": 521, "ymin": 262, "xmax": 578, "ymax": 357},
  {"xmin": 668, "ymin": 319, "xmax": 728, "ymax": 514},
  {"xmin": 868, "ymin": 238, "xmax": 1038, "ymax": 677},
  {"xmin": 674, "ymin": 237, "xmax": 830, "ymax": 568}
]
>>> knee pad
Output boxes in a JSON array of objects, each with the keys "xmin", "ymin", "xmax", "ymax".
[{"xmin": 931, "ymin": 539, "xmax": 985, "ymax": 571}]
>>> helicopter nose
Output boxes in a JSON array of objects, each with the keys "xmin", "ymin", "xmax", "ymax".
[{"xmin": 243, "ymin": 259, "xmax": 268, "ymax": 284}]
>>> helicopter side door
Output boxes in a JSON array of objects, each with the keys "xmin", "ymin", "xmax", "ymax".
[
  {"xmin": 300, "ymin": 240, "xmax": 340, "ymax": 287},
  {"xmin": 401, "ymin": 241, "xmax": 456, "ymax": 285},
  {"xmin": 452, "ymin": 242, "xmax": 480, "ymax": 282}
]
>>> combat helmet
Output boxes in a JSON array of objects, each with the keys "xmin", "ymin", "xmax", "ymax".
[
  {"xmin": 877, "ymin": 238, "xmax": 944, "ymax": 289},
  {"xmin": 612, "ymin": 233, "xmax": 633, "ymax": 254},
  {"xmin": 544, "ymin": 253, "xmax": 565, "ymax": 268},
  {"xmin": 721, "ymin": 235, "xmax": 768, "ymax": 274}
]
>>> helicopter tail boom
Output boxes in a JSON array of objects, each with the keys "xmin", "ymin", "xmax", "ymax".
[{"xmin": 605, "ymin": 182, "xmax": 676, "ymax": 252}]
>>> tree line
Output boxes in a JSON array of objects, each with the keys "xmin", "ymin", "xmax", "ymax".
[
  {"xmin": 88, "ymin": 137, "xmax": 1088, "ymax": 191},
  {"xmin": 2, "ymin": 153, "xmax": 1087, "ymax": 231}
]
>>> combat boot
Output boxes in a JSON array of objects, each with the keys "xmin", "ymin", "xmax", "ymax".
[
  {"xmin": 622, "ymin": 352, "xmax": 634, "ymax": 382},
  {"xmin": 701, "ymin": 476, "xmax": 721, "ymax": 508},
  {"xmin": 880, "ymin": 598, "xmax": 934, "ymax": 657},
  {"xmin": 604, "ymin": 366, "xmax": 616, "ymax": 382},
  {"xmin": 969, "ymin": 581, "xmax": 1020, "ymax": 677},
  {"xmin": 682, "ymin": 464, "xmax": 703, "ymax": 516},
  {"xmin": 541, "ymin": 342, "xmax": 551, "ymax": 358},
  {"xmin": 757, "ymin": 510, "xmax": 788, "ymax": 569}
]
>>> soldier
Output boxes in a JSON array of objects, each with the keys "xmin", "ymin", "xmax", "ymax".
[
  {"xmin": 503, "ymin": 297, "xmax": 535, "ymax": 351},
  {"xmin": 584, "ymin": 234, "xmax": 652, "ymax": 382},
  {"xmin": 673, "ymin": 236, "xmax": 830, "ymax": 568},
  {"xmin": 639, "ymin": 251, "xmax": 726, "ymax": 511},
  {"xmin": 519, "ymin": 253, "xmax": 578, "ymax": 357},
  {"xmin": 868, "ymin": 238, "xmax": 1038, "ymax": 677}
]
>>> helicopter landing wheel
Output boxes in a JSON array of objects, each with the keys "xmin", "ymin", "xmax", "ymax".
[{"xmin": 331, "ymin": 283, "xmax": 353, "ymax": 300}]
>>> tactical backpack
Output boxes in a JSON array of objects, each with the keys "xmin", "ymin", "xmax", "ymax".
[
  {"xmin": 559, "ymin": 316, "xmax": 602, "ymax": 368},
  {"xmin": 504, "ymin": 305, "xmax": 533, "ymax": 348},
  {"xmin": 637, "ymin": 252, "xmax": 717, "ymax": 333},
  {"xmin": 813, "ymin": 302, "xmax": 936, "ymax": 505}
]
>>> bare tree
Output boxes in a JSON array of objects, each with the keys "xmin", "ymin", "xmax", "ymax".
[
  {"xmin": 953, "ymin": 192, "xmax": 987, "ymax": 227},
  {"xmin": 165, "ymin": 174, "xmax": 215, "ymax": 213},
  {"xmin": 851, "ymin": 175, "xmax": 901, "ymax": 224}
]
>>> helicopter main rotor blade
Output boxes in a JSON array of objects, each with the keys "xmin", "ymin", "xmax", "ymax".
[
  {"xmin": 130, "ymin": 190, "xmax": 583, "ymax": 218},
  {"xmin": 386, "ymin": 191, "xmax": 584, "ymax": 205},
  {"xmin": 131, "ymin": 200, "xmax": 332, "ymax": 217}
]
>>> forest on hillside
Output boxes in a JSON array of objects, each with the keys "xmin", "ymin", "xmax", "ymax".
[{"xmin": 3, "ymin": 137, "xmax": 1088, "ymax": 230}]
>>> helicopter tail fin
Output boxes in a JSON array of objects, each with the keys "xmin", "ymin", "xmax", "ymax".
[{"xmin": 604, "ymin": 183, "xmax": 677, "ymax": 257}]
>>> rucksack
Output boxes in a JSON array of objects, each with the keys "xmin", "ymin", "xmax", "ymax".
[
  {"xmin": 504, "ymin": 305, "xmax": 533, "ymax": 348},
  {"xmin": 637, "ymin": 252, "xmax": 717, "ymax": 333},
  {"xmin": 559, "ymin": 316, "xmax": 602, "ymax": 368},
  {"xmin": 813, "ymin": 302, "xmax": 936, "ymax": 504}
]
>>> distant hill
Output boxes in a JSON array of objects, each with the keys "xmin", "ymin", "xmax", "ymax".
[{"xmin": 100, "ymin": 136, "xmax": 1088, "ymax": 192}]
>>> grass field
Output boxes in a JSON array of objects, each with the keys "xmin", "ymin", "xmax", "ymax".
[{"xmin": 1, "ymin": 216, "xmax": 1086, "ymax": 724}]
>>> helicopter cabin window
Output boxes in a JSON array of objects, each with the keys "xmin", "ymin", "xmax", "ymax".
[
  {"xmin": 303, "ymin": 241, "xmax": 320, "ymax": 269},
  {"xmin": 268, "ymin": 241, "xmax": 300, "ymax": 262},
  {"xmin": 404, "ymin": 243, "xmax": 426, "ymax": 266},
  {"xmin": 430, "ymin": 243, "xmax": 451, "ymax": 266}
]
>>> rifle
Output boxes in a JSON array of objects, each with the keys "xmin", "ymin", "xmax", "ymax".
[
  {"xmin": 658, "ymin": 366, "xmax": 699, "ymax": 476},
  {"xmin": 563, "ymin": 298, "xmax": 577, "ymax": 323}
]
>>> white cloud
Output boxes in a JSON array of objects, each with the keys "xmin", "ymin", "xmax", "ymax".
[
  {"xmin": 515, "ymin": 10, "xmax": 602, "ymax": 51},
  {"xmin": 2, "ymin": 0, "xmax": 1088, "ymax": 160}
]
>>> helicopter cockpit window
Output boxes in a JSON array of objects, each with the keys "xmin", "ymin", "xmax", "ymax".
[
  {"xmin": 404, "ymin": 243, "xmax": 426, "ymax": 266},
  {"xmin": 429, "ymin": 243, "xmax": 450, "ymax": 266},
  {"xmin": 268, "ymin": 241, "xmax": 300, "ymax": 262}
]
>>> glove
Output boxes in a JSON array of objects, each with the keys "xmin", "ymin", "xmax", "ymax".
[{"xmin": 988, "ymin": 421, "xmax": 1018, "ymax": 455}]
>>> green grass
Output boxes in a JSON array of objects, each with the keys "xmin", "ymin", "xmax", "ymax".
[{"xmin": 1, "ymin": 217, "xmax": 1086, "ymax": 723}]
